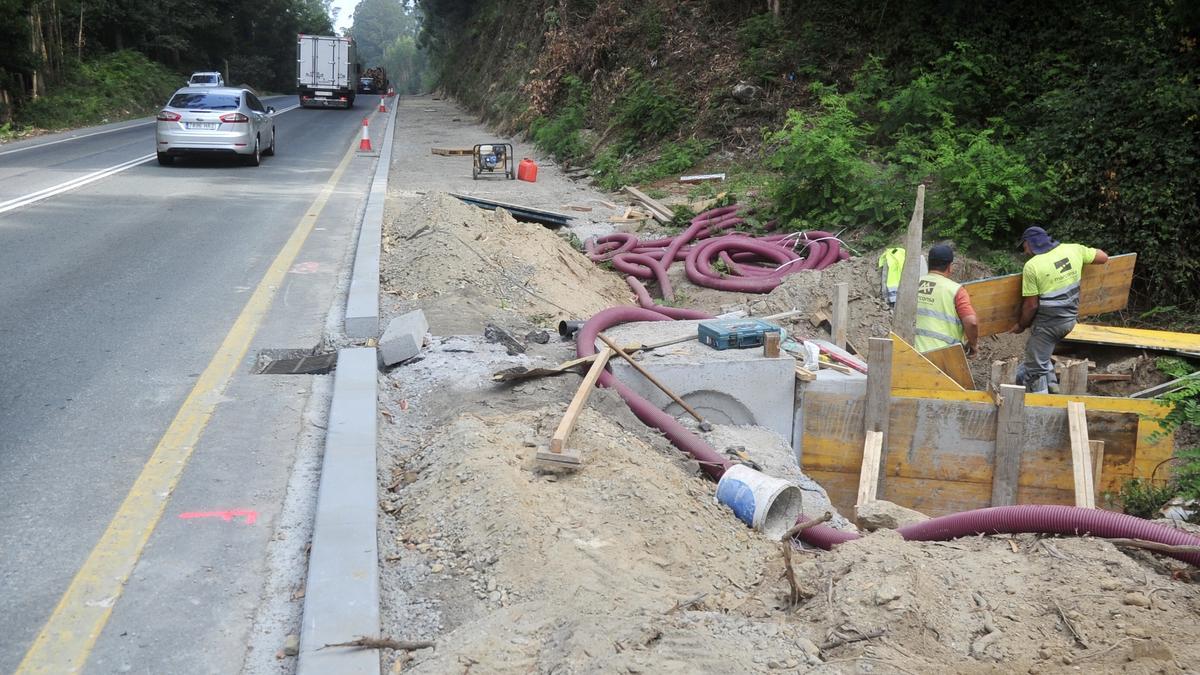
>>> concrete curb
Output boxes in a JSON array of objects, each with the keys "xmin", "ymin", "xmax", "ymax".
[
  {"xmin": 344, "ymin": 105, "xmax": 398, "ymax": 338},
  {"xmin": 296, "ymin": 347, "xmax": 379, "ymax": 675}
]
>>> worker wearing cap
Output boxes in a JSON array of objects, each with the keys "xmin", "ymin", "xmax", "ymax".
[
  {"xmin": 1010, "ymin": 227, "xmax": 1109, "ymax": 393},
  {"xmin": 914, "ymin": 244, "xmax": 979, "ymax": 354}
]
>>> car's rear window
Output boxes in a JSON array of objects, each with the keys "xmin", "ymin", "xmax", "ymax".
[
  {"xmin": 191, "ymin": 75, "xmax": 217, "ymax": 83},
  {"xmin": 168, "ymin": 93, "xmax": 239, "ymax": 110}
]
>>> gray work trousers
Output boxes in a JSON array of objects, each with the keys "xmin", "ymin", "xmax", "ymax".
[{"xmin": 1017, "ymin": 317, "xmax": 1076, "ymax": 393}]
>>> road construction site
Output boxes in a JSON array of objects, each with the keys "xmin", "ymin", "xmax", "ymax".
[{"xmin": 307, "ymin": 94, "xmax": 1200, "ymax": 674}]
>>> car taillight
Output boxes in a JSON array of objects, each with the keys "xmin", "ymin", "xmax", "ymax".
[
  {"xmin": 157, "ymin": 110, "xmax": 181, "ymax": 121},
  {"xmin": 219, "ymin": 112, "xmax": 249, "ymax": 123}
]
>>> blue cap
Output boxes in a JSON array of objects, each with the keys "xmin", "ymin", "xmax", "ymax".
[
  {"xmin": 928, "ymin": 244, "xmax": 954, "ymax": 267},
  {"xmin": 1017, "ymin": 226, "xmax": 1059, "ymax": 254}
]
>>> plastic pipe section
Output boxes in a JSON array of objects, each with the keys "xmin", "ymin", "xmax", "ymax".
[{"xmin": 798, "ymin": 504, "xmax": 1200, "ymax": 567}]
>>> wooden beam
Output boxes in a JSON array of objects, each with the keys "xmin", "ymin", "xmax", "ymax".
[
  {"xmin": 794, "ymin": 366, "xmax": 817, "ymax": 382},
  {"xmin": 855, "ymin": 430, "xmax": 884, "ymax": 518},
  {"xmin": 763, "ymin": 332, "xmax": 781, "ymax": 358},
  {"xmin": 922, "ymin": 343, "xmax": 975, "ymax": 390},
  {"xmin": 892, "ymin": 185, "xmax": 925, "ymax": 344},
  {"xmin": 1064, "ymin": 323, "xmax": 1200, "ymax": 358},
  {"xmin": 1067, "ymin": 401, "xmax": 1095, "ymax": 508},
  {"xmin": 1089, "ymin": 439, "xmax": 1105, "ymax": 502},
  {"xmin": 992, "ymin": 385, "xmax": 1026, "ymax": 506},
  {"xmin": 623, "ymin": 186, "xmax": 674, "ymax": 222},
  {"xmin": 865, "ymin": 338, "xmax": 893, "ymax": 491},
  {"xmin": 548, "ymin": 348, "xmax": 614, "ymax": 455},
  {"xmin": 831, "ymin": 282, "xmax": 849, "ymax": 350},
  {"xmin": 962, "ymin": 253, "xmax": 1137, "ymax": 338},
  {"xmin": 889, "ymin": 332, "xmax": 963, "ymax": 392}
]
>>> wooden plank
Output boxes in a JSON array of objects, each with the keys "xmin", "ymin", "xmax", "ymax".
[
  {"xmin": 679, "ymin": 173, "xmax": 726, "ymax": 183},
  {"xmin": 1067, "ymin": 401, "xmax": 1094, "ymax": 508},
  {"xmin": 794, "ymin": 366, "xmax": 816, "ymax": 382},
  {"xmin": 1056, "ymin": 359, "xmax": 1089, "ymax": 395},
  {"xmin": 922, "ymin": 343, "xmax": 975, "ymax": 390},
  {"xmin": 962, "ymin": 253, "xmax": 1137, "ymax": 338},
  {"xmin": 622, "ymin": 186, "xmax": 674, "ymax": 222},
  {"xmin": 992, "ymin": 385, "xmax": 1026, "ymax": 506},
  {"xmin": 1090, "ymin": 440, "xmax": 1105, "ymax": 504},
  {"xmin": 831, "ymin": 282, "xmax": 849, "ymax": 350},
  {"xmin": 1088, "ymin": 373, "xmax": 1132, "ymax": 383},
  {"xmin": 889, "ymin": 332, "xmax": 964, "ymax": 392},
  {"xmin": 865, "ymin": 338, "xmax": 893, "ymax": 491},
  {"xmin": 892, "ymin": 185, "xmax": 925, "ymax": 344},
  {"xmin": 431, "ymin": 147, "xmax": 472, "ymax": 156},
  {"xmin": 855, "ymin": 431, "xmax": 884, "ymax": 516},
  {"xmin": 1064, "ymin": 323, "xmax": 1200, "ymax": 357},
  {"xmin": 548, "ymin": 348, "xmax": 614, "ymax": 455}
]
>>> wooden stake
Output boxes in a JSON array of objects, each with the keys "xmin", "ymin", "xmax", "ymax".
[
  {"xmin": 992, "ymin": 385, "xmax": 1026, "ymax": 506},
  {"xmin": 855, "ymin": 431, "xmax": 884, "ymax": 518},
  {"xmin": 763, "ymin": 332, "xmax": 781, "ymax": 358},
  {"xmin": 597, "ymin": 334, "xmax": 711, "ymax": 429},
  {"xmin": 865, "ymin": 338, "xmax": 893, "ymax": 492},
  {"xmin": 547, "ymin": 347, "xmax": 614, "ymax": 456},
  {"xmin": 893, "ymin": 185, "xmax": 925, "ymax": 344},
  {"xmin": 1057, "ymin": 359, "xmax": 1089, "ymax": 395},
  {"xmin": 831, "ymin": 282, "xmax": 849, "ymax": 350},
  {"xmin": 1067, "ymin": 401, "xmax": 1095, "ymax": 508},
  {"xmin": 1089, "ymin": 439, "xmax": 1105, "ymax": 503}
]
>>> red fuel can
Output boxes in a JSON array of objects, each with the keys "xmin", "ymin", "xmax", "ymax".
[{"xmin": 517, "ymin": 157, "xmax": 538, "ymax": 182}]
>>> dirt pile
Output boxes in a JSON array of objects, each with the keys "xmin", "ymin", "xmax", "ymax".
[
  {"xmin": 378, "ymin": 362, "xmax": 824, "ymax": 672},
  {"xmin": 769, "ymin": 529, "xmax": 1200, "ymax": 673},
  {"xmin": 380, "ymin": 192, "xmax": 631, "ymax": 334}
]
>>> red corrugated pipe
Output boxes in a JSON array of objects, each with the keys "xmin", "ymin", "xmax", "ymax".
[{"xmin": 798, "ymin": 504, "xmax": 1200, "ymax": 567}]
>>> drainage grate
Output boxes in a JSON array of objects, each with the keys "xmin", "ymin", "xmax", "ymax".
[{"xmin": 255, "ymin": 348, "xmax": 338, "ymax": 375}]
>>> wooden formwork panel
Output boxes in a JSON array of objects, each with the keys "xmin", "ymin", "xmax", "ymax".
[
  {"xmin": 962, "ymin": 253, "xmax": 1136, "ymax": 338},
  {"xmin": 799, "ymin": 389, "xmax": 1168, "ymax": 517}
]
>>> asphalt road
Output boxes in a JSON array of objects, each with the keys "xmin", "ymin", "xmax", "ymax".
[{"xmin": 0, "ymin": 95, "xmax": 384, "ymax": 673}]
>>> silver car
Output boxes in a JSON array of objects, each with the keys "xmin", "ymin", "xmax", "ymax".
[{"xmin": 155, "ymin": 87, "xmax": 276, "ymax": 166}]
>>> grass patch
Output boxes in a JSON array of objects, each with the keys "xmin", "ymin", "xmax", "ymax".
[{"xmin": 16, "ymin": 51, "xmax": 182, "ymax": 131}]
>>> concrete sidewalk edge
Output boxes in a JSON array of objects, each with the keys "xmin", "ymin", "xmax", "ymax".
[
  {"xmin": 296, "ymin": 347, "xmax": 380, "ymax": 675},
  {"xmin": 344, "ymin": 104, "xmax": 398, "ymax": 338}
]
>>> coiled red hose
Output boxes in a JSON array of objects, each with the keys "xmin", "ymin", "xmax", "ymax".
[
  {"xmin": 585, "ymin": 205, "xmax": 849, "ymax": 298},
  {"xmin": 798, "ymin": 504, "xmax": 1200, "ymax": 567}
]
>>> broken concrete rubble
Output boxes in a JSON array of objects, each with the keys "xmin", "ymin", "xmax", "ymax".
[
  {"xmin": 378, "ymin": 309, "xmax": 429, "ymax": 367},
  {"xmin": 854, "ymin": 499, "xmax": 930, "ymax": 531}
]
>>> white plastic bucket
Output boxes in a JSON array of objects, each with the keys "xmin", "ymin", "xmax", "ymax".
[{"xmin": 715, "ymin": 464, "xmax": 804, "ymax": 539}]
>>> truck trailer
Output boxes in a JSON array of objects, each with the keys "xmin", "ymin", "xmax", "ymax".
[{"xmin": 297, "ymin": 34, "xmax": 359, "ymax": 109}]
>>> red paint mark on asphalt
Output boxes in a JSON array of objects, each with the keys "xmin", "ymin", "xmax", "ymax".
[
  {"xmin": 289, "ymin": 261, "xmax": 320, "ymax": 274},
  {"xmin": 178, "ymin": 509, "xmax": 258, "ymax": 525}
]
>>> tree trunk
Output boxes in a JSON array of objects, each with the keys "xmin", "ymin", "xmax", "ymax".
[{"xmin": 77, "ymin": 4, "xmax": 84, "ymax": 60}]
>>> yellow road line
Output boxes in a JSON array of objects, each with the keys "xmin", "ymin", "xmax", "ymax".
[{"xmin": 17, "ymin": 136, "xmax": 362, "ymax": 674}]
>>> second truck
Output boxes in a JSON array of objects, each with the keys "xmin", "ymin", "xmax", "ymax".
[{"xmin": 297, "ymin": 34, "xmax": 358, "ymax": 109}]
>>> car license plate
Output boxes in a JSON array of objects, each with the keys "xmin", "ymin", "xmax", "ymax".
[
  {"xmin": 315, "ymin": 91, "xmax": 331, "ymax": 97},
  {"xmin": 186, "ymin": 122, "xmax": 218, "ymax": 130}
]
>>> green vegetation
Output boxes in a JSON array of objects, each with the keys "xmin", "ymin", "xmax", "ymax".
[
  {"xmin": 1112, "ymin": 357, "xmax": 1200, "ymax": 522},
  {"xmin": 1, "ymin": 0, "xmax": 332, "ymax": 127},
  {"xmin": 15, "ymin": 51, "xmax": 179, "ymax": 130},
  {"xmin": 351, "ymin": 0, "xmax": 432, "ymax": 95},
  {"xmin": 530, "ymin": 76, "xmax": 590, "ymax": 162}
]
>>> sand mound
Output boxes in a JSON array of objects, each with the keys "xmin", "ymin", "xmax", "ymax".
[{"xmin": 381, "ymin": 192, "xmax": 632, "ymax": 333}]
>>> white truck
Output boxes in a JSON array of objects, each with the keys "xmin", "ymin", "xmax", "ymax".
[{"xmin": 296, "ymin": 34, "xmax": 359, "ymax": 109}]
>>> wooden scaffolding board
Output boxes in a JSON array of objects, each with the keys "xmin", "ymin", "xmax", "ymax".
[
  {"xmin": 962, "ymin": 253, "xmax": 1137, "ymax": 338},
  {"xmin": 1064, "ymin": 323, "xmax": 1200, "ymax": 357}
]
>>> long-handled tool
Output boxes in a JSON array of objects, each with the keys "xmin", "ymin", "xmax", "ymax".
[{"xmin": 597, "ymin": 333, "xmax": 715, "ymax": 432}]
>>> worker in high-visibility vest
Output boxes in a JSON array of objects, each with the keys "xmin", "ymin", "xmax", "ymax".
[
  {"xmin": 914, "ymin": 244, "xmax": 978, "ymax": 354},
  {"xmin": 1010, "ymin": 226, "xmax": 1109, "ymax": 393}
]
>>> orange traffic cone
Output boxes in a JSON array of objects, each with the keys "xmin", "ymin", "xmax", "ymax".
[
  {"xmin": 358, "ymin": 118, "xmax": 372, "ymax": 152},
  {"xmin": 379, "ymin": 100, "xmax": 387, "ymax": 113}
]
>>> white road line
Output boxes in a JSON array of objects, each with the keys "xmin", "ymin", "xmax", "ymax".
[
  {"xmin": 0, "ymin": 154, "xmax": 155, "ymax": 215},
  {"xmin": 0, "ymin": 121, "xmax": 155, "ymax": 157},
  {"xmin": 271, "ymin": 104, "xmax": 301, "ymax": 116}
]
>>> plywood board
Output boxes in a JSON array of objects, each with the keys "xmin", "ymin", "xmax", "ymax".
[
  {"xmin": 1064, "ymin": 323, "xmax": 1200, "ymax": 357},
  {"xmin": 889, "ymin": 333, "xmax": 964, "ymax": 392},
  {"xmin": 962, "ymin": 253, "xmax": 1136, "ymax": 337},
  {"xmin": 798, "ymin": 389, "xmax": 1165, "ymax": 517},
  {"xmin": 923, "ymin": 343, "xmax": 975, "ymax": 389}
]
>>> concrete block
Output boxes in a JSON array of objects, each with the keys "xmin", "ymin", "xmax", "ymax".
[
  {"xmin": 298, "ymin": 348, "xmax": 379, "ymax": 675},
  {"xmin": 604, "ymin": 320, "xmax": 795, "ymax": 439},
  {"xmin": 379, "ymin": 309, "xmax": 428, "ymax": 366}
]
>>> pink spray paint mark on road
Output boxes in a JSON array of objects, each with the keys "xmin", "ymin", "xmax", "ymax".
[
  {"xmin": 289, "ymin": 261, "xmax": 321, "ymax": 274},
  {"xmin": 178, "ymin": 509, "xmax": 258, "ymax": 525}
]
